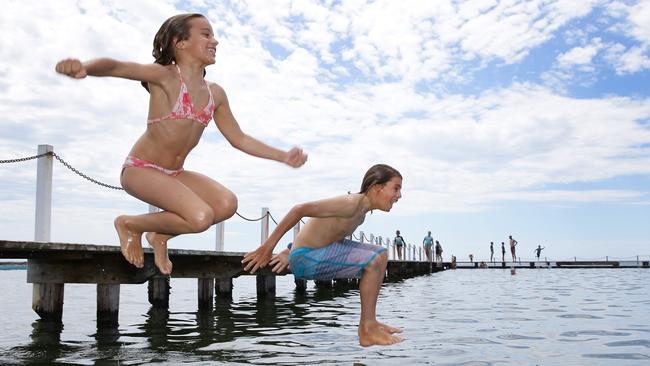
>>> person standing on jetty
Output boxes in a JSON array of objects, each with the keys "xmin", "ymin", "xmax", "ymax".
[
  {"xmin": 394, "ymin": 230, "xmax": 406, "ymax": 260},
  {"xmin": 501, "ymin": 242, "xmax": 506, "ymax": 262},
  {"xmin": 55, "ymin": 13, "xmax": 307, "ymax": 275},
  {"xmin": 534, "ymin": 245, "xmax": 545, "ymax": 261},
  {"xmin": 490, "ymin": 241, "xmax": 494, "ymax": 262},
  {"xmin": 423, "ymin": 231, "xmax": 434, "ymax": 262},
  {"xmin": 435, "ymin": 240, "xmax": 443, "ymax": 263},
  {"xmin": 509, "ymin": 235, "xmax": 518, "ymax": 262},
  {"xmin": 242, "ymin": 164, "xmax": 404, "ymax": 347}
]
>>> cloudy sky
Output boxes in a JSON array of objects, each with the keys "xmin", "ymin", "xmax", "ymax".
[{"xmin": 1, "ymin": 0, "xmax": 649, "ymax": 261}]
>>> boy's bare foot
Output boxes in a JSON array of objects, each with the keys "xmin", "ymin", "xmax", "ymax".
[
  {"xmin": 114, "ymin": 216, "xmax": 144, "ymax": 268},
  {"xmin": 358, "ymin": 321, "xmax": 403, "ymax": 347},
  {"xmin": 146, "ymin": 232, "xmax": 173, "ymax": 275},
  {"xmin": 378, "ymin": 321, "xmax": 403, "ymax": 334}
]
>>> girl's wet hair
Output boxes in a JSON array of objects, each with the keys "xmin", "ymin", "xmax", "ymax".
[
  {"xmin": 142, "ymin": 13, "xmax": 206, "ymax": 91},
  {"xmin": 359, "ymin": 164, "xmax": 402, "ymax": 194}
]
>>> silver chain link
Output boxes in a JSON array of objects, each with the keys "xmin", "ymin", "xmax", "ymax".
[
  {"xmin": 1, "ymin": 151, "xmax": 124, "ymax": 190},
  {"xmin": 235, "ymin": 211, "xmax": 268, "ymax": 222},
  {"xmin": 51, "ymin": 152, "xmax": 124, "ymax": 190},
  {"xmin": 0, "ymin": 152, "xmax": 50, "ymax": 164}
]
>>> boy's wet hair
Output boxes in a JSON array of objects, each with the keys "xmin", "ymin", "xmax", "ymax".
[
  {"xmin": 359, "ymin": 164, "xmax": 402, "ymax": 194},
  {"xmin": 142, "ymin": 13, "xmax": 207, "ymax": 91}
]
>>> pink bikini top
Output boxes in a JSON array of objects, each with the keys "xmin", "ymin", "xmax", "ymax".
[{"xmin": 147, "ymin": 65, "xmax": 216, "ymax": 127}]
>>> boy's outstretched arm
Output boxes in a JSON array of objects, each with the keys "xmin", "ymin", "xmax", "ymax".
[
  {"xmin": 242, "ymin": 205, "xmax": 304, "ymax": 274},
  {"xmin": 242, "ymin": 195, "xmax": 359, "ymax": 273}
]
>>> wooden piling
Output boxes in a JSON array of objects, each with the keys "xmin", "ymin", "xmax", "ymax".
[
  {"xmin": 32, "ymin": 282, "xmax": 64, "ymax": 321},
  {"xmin": 148, "ymin": 277, "xmax": 170, "ymax": 308},
  {"xmin": 197, "ymin": 278, "xmax": 214, "ymax": 310},
  {"xmin": 97, "ymin": 284, "xmax": 120, "ymax": 326},
  {"xmin": 294, "ymin": 278, "xmax": 307, "ymax": 293},
  {"xmin": 215, "ymin": 278, "xmax": 233, "ymax": 300},
  {"xmin": 256, "ymin": 275, "xmax": 276, "ymax": 298}
]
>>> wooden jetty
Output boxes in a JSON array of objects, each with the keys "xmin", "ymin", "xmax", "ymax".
[
  {"xmin": 450, "ymin": 260, "xmax": 649, "ymax": 269},
  {"xmin": 0, "ymin": 240, "xmax": 440, "ymax": 326}
]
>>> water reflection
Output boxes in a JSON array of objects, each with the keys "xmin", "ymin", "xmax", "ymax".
[{"xmin": 7, "ymin": 320, "xmax": 69, "ymax": 364}]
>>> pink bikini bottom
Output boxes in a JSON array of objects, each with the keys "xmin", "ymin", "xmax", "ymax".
[{"xmin": 122, "ymin": 155, "xmax": 184, "ymax": 177}]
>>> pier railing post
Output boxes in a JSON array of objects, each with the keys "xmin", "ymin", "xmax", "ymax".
[
  {"xmin": 35, "ymin": 144, "xmax": 53, "ymax": 243},
  {"xmin": 256, "ymin": 207, "xmax": 275, "ymax": 299},
  {"xmin": 32, "ymin": 145, "xmax": 65, "ymax": 321},
  {"xmin": 215, "ymin": 222, "xmax": 225, "ymax": 251},
  {"xmin": 359, "ymin": 231, "xmax": 364, "ymax": 243},
  {"xmin": 260, "ymin": 207, "xmax": 269, "ymax": 244}
]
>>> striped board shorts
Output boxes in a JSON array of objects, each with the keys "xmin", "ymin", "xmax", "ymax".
[{"xmin": 288, "ymin": 239, "xmax": 386, "ymax": 281}]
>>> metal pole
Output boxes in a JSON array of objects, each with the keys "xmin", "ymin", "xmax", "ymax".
[
  {"xmin": 35, "ymin": 144, "xmax": 53, "ymax": 242},
  {"xmin": 261, "ymin": 207, "xmax": 269, "ymax": 243},
  {"xmin": 293, "ymin": 220, "xmax": 300, "ymax": 242},
  {"xmin": 359, "ymin": 231, "xmax": 364, "ymax": 243},
  {"xmin": 215, "ymin": 222, "xmax": 225, "ymax": 251}
]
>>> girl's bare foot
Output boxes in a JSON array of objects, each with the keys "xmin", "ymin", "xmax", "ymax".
[
  {"xmin": 358, "ymin": 321, "xmax": 403, "ymax": 347},
  {"xmin": 378, "ymin": 321, "xmax": 403, "ymax": 334},
  {"xmin": 145, "ymin": 232, "xmax": 173, "ymax": 275},
  {"xmin": 114, "ymin": 216, "xmax": 144, "ymax": 268}
]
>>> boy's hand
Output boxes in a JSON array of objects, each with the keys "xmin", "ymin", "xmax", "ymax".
[
  {"xmin": 242, "ymin": 245, "xmax": 273, "ymax": 274},
  {"xmin": 270, "ymin": 248, "xmax": 290, "ymax": 273},
  {"xmin": 55, "ymin": 59, "xmax": 87, "ymax": 79},
  {"xmin": 284, "ymin": 147, "xmax": 307, "ymax": 168}
]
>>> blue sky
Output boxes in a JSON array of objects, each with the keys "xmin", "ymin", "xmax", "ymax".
[{"xmin": 1, "ymin": 0, "xmax": 649, "ymax": 261}]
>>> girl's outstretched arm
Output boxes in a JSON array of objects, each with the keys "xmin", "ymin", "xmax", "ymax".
[
  {"xmin": 242, "ymin": 194, "xmax": 360, "ymax": 273},
  {"xmin": 211, "ymin": 84, "xmax": 308, "ymax": 168},
  {"xmin": 55, "ymin": 58, "xmax": 171, "ymax": 86}
]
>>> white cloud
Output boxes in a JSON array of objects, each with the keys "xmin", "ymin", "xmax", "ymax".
[
  {"xmin": 556, "ymin": 38, "xmax": 602, "ymax": 68},
  {"xmin": 626, "ymin": 0, "xmax": 650, "ymax": 45}
]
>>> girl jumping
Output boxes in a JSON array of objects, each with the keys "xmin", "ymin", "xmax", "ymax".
[{"xmin": 56, "ymin": 13, "xmax": 307, "ymax": 274}]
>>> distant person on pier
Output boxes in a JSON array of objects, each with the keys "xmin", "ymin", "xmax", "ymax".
[
  {"xmin": 423, "ymin": 231, "xmax": 434, "ymax": 262},
  {"xmin": 534, "ymin": 245, "xmax": 545, "ymax": 261},
  {"xmin": 435, "ymin": 240, "xmax": 443, "ymax": 263},
  {"xmin": 55, "ymin": 13, "xmax": 307, "ymax": 275},
  {"xmin": 501, "ymin": 242, "xmax": 506, "ymax": 262},
  {"xmin": 490, "ymin": 242, "xmax": 494, "ymax": 262},
  {"xmin": 509, "ymin": 235, "xmax": 518, "ymax": 262},
  {"xmin": 469, "ymin": 253, "xmax": 474, "ymax": 263},
  {"xmin": 394, "ymin": 230, "xmax": 406, "ymax": 260},
  {"xmin": 242, "ymin": 164, "xmax": 404, "ymax": 347}
]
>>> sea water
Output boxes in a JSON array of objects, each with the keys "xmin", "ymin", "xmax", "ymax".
[{"xmin": 0, "ymin": 267, "xmax": 648, "ymax": 365}]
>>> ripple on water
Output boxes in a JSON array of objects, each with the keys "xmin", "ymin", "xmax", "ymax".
[
  {"xmin": 582, "ymin": 353, "xmax": 650, "ymax": 360},
  {"xmin": 605, "ymin": 339, "xmax": 650, "ymax": 348},
  {"xmin": 557, "ymin": 314, "xmax": 603, "ymax": 319},
  {"xmin": 497, "ymin": 334, "xmax": 546, "ymax": 341},
  {"xmin": 560, "ymin": 330, "xmax": 631, "ymax": 337},
  {"xmin": 439, "ymin": 337, "xmax": 500, "ymax": 345}
]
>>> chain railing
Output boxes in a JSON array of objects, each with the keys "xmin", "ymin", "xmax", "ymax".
[
  {"xmin": 0, "ymin": 152, "xmax": 51, "ymax": 164},
  {"xmin": 2, "ymin": 151, "xmax": 124, "ymax": 190}
]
